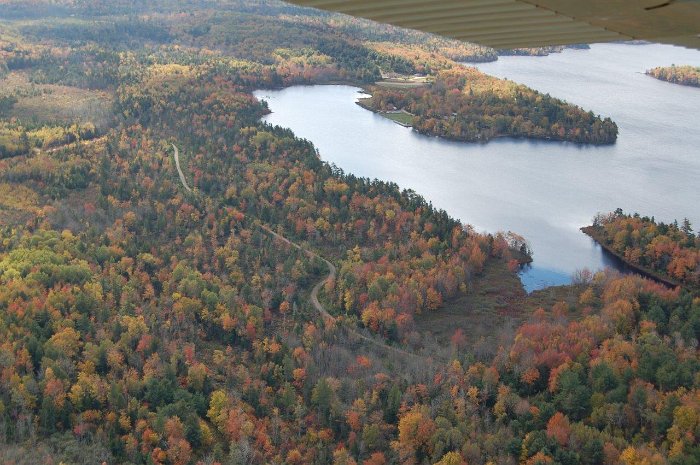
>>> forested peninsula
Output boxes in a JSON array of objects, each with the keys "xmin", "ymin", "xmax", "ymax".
[
  {"xmin": 359, "ymin": 67, "xmax": 618, "ymax": 145},
  {"xmin": 646, "ymin": 65, "xmax": 700, "ymax": 88},
  {"xmin": 583, "ymin": 210, "xmax": 700, "ymax": 292}
]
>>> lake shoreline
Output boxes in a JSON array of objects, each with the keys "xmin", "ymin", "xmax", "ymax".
[
  {"xmin": 645, "ymin": 65, "xmax": 700, "ymax": 88},
  {"xmin": 355, "ymin": 86, "xmax": 618, "ymax": 146},
  {"xmin": 267, "ymin": 74, "xmax": 619, "ymax": 147},
  {"xmin": 255, "ymin": 43, "xmax": 700, "ymax": 291},
  {"xmin": 581, "ymin": 225, "xmax": 680, "ymax": 289},
  {"xmin": 355, "ymin": 98, "xmax": 413, "ymax": 127}
]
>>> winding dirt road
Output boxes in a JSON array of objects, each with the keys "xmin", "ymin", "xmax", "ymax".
[
  {"xmin": 171, "ymin": 145, "xmax": 429, "ymax": 361},
  {"xmin": 259, "ymin": 225, "xmax": 427, "ymax": 360},
  {"xmin": 259, "ymin": 225, "xmax": 337, "ymax": 326},
  {"xmin": 172, "ymin": 144, "xmax": 192, "ymax": 193}
]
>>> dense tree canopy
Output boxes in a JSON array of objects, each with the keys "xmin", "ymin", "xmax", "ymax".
[
  {"xmin": 647, "ymin": 65, "xmax": 700, "ymax": 88},
  {"xmin": 0, "ymin": 2, "xmax": 694, "ymax": 465},
  {"xmin": 361, "ymin": 68, "xmax": 618, "ymax": 145},
  {"xmin": 585, "ymin": 210, "xmax": 700, "ymax": 292}
]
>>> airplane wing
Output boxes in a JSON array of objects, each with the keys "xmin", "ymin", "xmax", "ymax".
[{"xmin": 285, "ymin": 0, "xmax": 700, "ymax": 50}]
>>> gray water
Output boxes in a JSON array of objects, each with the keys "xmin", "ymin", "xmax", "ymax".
[{"xmin": 255, "ymin": 43, "xmax": 700, "ymax": 292}]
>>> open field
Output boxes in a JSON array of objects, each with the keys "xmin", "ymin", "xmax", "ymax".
[
  {"xmin": 0, "ymin": 71, "xmax": 112, "ymax": 125},
  {"xmin": 375, "ymin": 79, "xmax": 428, "ymax": 89},
  {"xmin": 0, "ymin": 182, "xmax": 38, "ymax": 210},
  {"xmin": 415, "ymin": 260, "xmax": 525, "ymax": 348},
  {"xmin": 381, "ymin": 110, "xmax": 413, "ymax": 126},
  {"xmin": 416, "ymin": 259, "xmax": 584, "ymax": 355},
  {"xmin": 0, "ymin": 181, "xmax": 39, "ymax": 226}
]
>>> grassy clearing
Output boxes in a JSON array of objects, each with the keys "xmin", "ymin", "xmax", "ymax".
[
  {"xmin": 416, "ymin": 260, "xmax": 584, "ymax": 354},
  {"xmin": 0, "ymin": 181, "xmax": 39, "ymax": 226},
  {"xmin": 0, "ymin": 182, "xmax": 38, "ymax": 211},
  {"xmin": 0, "ymin": 71, "xmax": 112, "ymax": 125},
  {"xmin": 415, "ymin": 260, "xmax": 526, "ymax": 349},
  {"xmin": 382, "ymin": 111, "xmax": 413, "ymax": 126},
  {"xmin": 375, "ymin": 80, "xmax": 428, "ymax": 89}
]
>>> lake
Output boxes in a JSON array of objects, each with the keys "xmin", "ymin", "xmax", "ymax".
[{"xmin": 255, "ymin": 43, "xmax": 700, "ymax": 292}]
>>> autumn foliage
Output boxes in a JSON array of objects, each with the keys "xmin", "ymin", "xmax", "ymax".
[
  {"xmin": 586, "ymin": 210, "xmax": 700, "ymax": 290},
  {"xmin": 0, "ymin": 2, "xmax": 697, "ymax": 465},
  {"xmin": 647, "ymin": 65, "xmax": 700, "ymax": 88},
  {"xmin": 361, "ymin": 67, "xmax": 618, "ymax": 145}
]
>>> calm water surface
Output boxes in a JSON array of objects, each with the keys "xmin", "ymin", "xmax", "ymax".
[{"xmin": 255, "ymin": 43, "xmax": 700, "ymax": 291}]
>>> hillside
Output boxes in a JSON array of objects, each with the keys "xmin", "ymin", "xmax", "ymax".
[{"xmin": 0, "ymin": 2, "xmax": 697, "ymax": 465}]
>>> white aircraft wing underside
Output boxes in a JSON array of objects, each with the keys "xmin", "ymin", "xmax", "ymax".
[{"xmin": 285, "ymin": 0, "xmax": 700, "ymax": 49}]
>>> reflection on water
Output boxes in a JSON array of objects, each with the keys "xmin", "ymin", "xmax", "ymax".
[{"xmin": 255, "ymin": 43, "xmax": 700, "ymax": 292}]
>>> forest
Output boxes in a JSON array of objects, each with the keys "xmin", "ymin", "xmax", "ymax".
[
  {"xmin": 0, "ymin": 1, "xmax": 697, "ymax": 465},
  {"xmin": 497, "ymin": 44, "xmax": 590, "ymax": 57},
  {"xmin": 0, "ymin": 0, "xmax": 618, "ymax": 147},
  {"xmin": 584, "ymin": 210, "xmax": 700, "ymax": 292},
  {"xmin": 646, "ymin": 66, "xmax": 700, "ymax": 88},
  {"xmin": 359, "ymin": 68, "xmax": 618, "ymax": 145}
]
